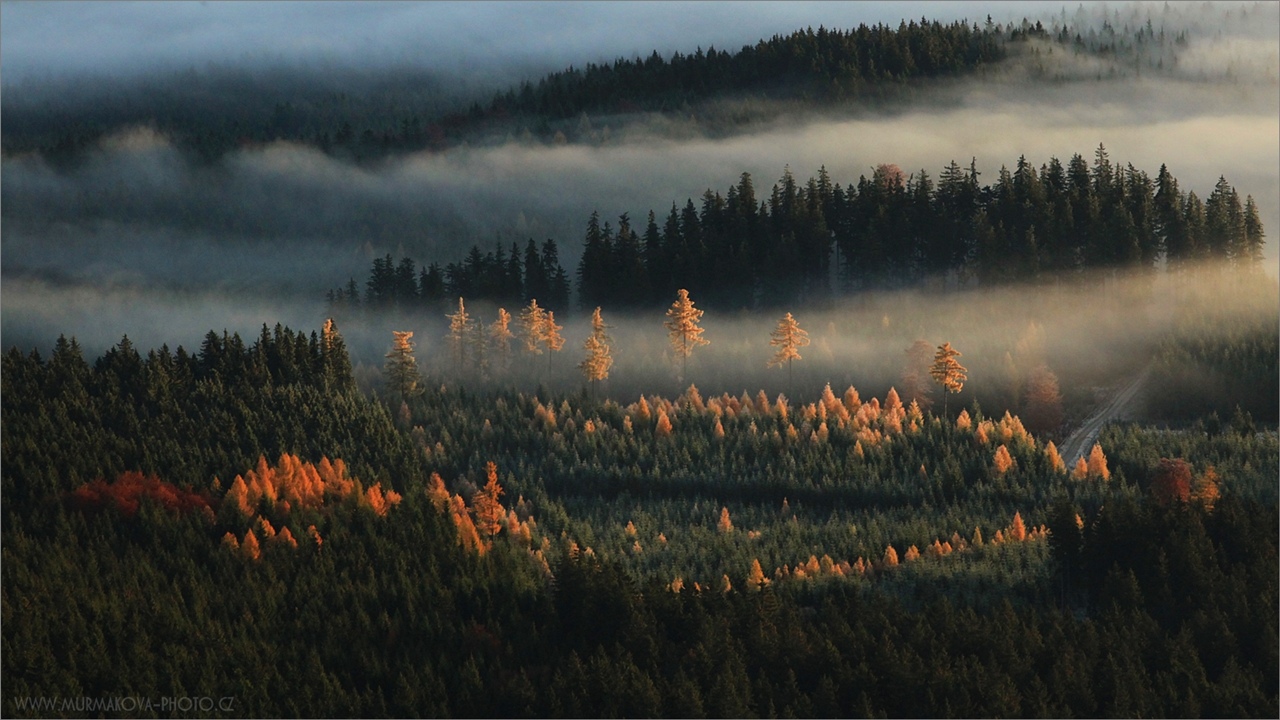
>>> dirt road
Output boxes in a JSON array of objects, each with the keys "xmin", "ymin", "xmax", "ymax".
[{"xmin": 1058, "ymin": 363, "xmax": 1152, "ymax": 465}]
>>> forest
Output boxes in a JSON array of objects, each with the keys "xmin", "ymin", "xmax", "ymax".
[
  {"xmin": 4, "ymin": 3, "xmax": 1279, "ymax": 718},
  {"xmin": 5, "ymin": 258, "xmax": 1278, "ymax": 715},
  {"xmin": 331, "ymin": 146, "xmax": 1264, "ymax": 312}
]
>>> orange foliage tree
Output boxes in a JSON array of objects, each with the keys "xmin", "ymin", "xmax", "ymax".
[
  {"xmin": 664, "ymin": 288, "xmax": 709, "ymax": 382},
  {"xmin": 472, "ymin": 462, "xmax": 506, "ymax": 538}
]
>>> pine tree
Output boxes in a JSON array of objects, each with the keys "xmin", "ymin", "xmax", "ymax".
[
  {"xmin": 664, "ymin": 288, "xmax": 709, "ymax": 382},
  {"xmin": 767, "ymin": 312, "xmax": 810, "ymax": 395},
  {"xmin": 446, "ymin": 297, "xmax": 474, "ymax": 371},
  {"xmin": 929, "ymin": 342, "xmax": 968, "ymax": 415},
  {"xmin": 578, "ymin": 306, "xmax": 613, "ymax": 397},
  {"xmin": 320, "ymin": 318, "xmax": 354, "ymax": 389},
  {"xmin": 384, "ymin": 331, "xmax": 420, "ymax": 399}
]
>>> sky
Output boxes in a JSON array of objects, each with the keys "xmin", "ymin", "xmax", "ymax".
[{"xmin": 1, "ymin": 1, "xmax": 1028, "ymax": 85}]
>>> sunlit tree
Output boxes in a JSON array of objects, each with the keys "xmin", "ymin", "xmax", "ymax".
[
  {"xmin": 767, "ymin": 312, "xmax": 810, "ymax": 395},
  {"xmin": 1086, "ymin": 443, "xmax": 1111, "ymax": 480},
  {"xmin": 520, "ymin": 299, "xmax": 547, "ymax": 355},
  {"xmin": 717, "ymin": 506, "xmax": 733, "ymax": 533},
  {"xmin": 578, "ymin": 306, "xmax": 613, "ymax": 396},
  {"xmin": 929, "ymin": 342, "xmax": 968, "ymax": 415},
  {"xmin": 664, "ymin": 288, "xmax": 709, "ymax": 382},
  {"xmin": 541, "ymin": 310, "xmax": 565, "ymax": 371},
  {"xmin": 472, "ymin": 461, "xmax": 506, "ymax": 538},
  {"xmin": 384, "ymin": 330, "xmax": 421, "ymax": 399}
]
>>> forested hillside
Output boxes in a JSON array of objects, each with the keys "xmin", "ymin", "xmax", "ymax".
[
  {"xmin": 329, "ymin": 147, "xmax": 1264, "ymax": 312},
  {"xmin": 3, "ymin": 316, "xmax": 1276, "ymax": 716}
]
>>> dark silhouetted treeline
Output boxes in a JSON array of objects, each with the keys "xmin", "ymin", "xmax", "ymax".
[
  {"xmin": 3, "ymin": 18, "xmax": 1011, "ymax": 164},
  {"xmin": 328, "ymin": 239, "xmax": 571, "ymax": 312},
  {"xmin": 573, "ymin": 148, "xmax": 1265, "ymax": 310},
  {"xmin": 485, "ymin": 20, "xmax": 1006, "ymax": 122}
]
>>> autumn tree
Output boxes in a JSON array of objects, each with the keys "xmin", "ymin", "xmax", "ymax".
[
  {"xmin": 993, "ymin": 445, "xmax": 1015, "ymax": 475},
  {"xmin": 472, "ymin": 461, "xmax": 506, "ymax": 538},
  {"xmin": 767, "ymin": 312, "xmax": 810, "ymax": 395},
  {"xmin": 520, "ymin": 299, "xmax": 547, "ymax": 355},
  {"xmin": 578, "ymin": 306, "xmax": 613, "ymax": 397},
  {"xmin": 1150, "ymin": 458, "xmax": 1192, "ymax": 506},
  {"xmin": 929, "ymin": 342, "xmax": 968, "ymax": 415},
  {"xmin": 900, "ymin": 339, "xmax": 936, "ymax": 412},
  {"xmin": 664, "ymin": 288, "xmax": 709, "ymax": 382},
  {"xmin": 384, "ymin": 330, "xmax": 421, "ymax": 399},
  {"xmin": 541, "ymin": 310, "xmax": 565, "ymax": 370},
  {"xmin": 1086, "ymin": 443, "xmax": 1111, "ymax": 480},
  {"xmin": 717, "ymin": 506, "xmax": 733, "ymax": 533},
  {"xmin": 747, "ymin": 558, "xmax": 770, "ymax": 590},
  {"xmin": 446, "ymin": 297, "xmax": 474, "ymax": 371},
  {"xmin": 1192, "ymin": 465, "xmax": 1220, "ymax": 511}
]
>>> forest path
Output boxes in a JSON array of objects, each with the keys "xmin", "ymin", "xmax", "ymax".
[{"xmin": 1058, "ymin": 362, "xmax": 1153, "ymax": 464}]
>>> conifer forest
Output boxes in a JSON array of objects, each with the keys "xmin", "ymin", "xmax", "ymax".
[{"xmin": 3, "ymin": 2, "xmax": 1278, "ymax": 717}]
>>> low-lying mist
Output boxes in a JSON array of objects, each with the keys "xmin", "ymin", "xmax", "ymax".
[{"xmin": 3, "ymin": 3, "xmax": 1276, "ymax": 378}]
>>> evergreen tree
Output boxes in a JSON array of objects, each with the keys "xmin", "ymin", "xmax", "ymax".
[
  {"xmin": 446, "ymin": 297, "xmax": 475, "ymax": 372},
  {"xmin": 384, "ymin": 330, "xmax": 421, "ymax": 399}
]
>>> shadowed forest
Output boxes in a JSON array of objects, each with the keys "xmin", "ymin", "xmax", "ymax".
[{"xmin": 3, "ymin": 2, "xmax": 1278, "ymax": 717}]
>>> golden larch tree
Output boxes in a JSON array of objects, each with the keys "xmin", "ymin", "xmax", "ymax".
[
  {"xmin": 929, "ymin": 342, "xmax": 968, "ymax": 416},
  {"xmin": 993, "ymin": 445, "xmax": 1015, "ymax": 475},
  {"xmin": 768, "ymin": 312, "xmax": 811, "ymax": 395},
  {"xmin": 883, "ymin": 544, "xmax": 899, "ymax": 567},
  {"xmin": 664, "ymin": 288, "xmax": 709, "ymax": 382},
  {"xmin": 1086, "ymin": 443, "xmax": 1111, "ymax": 480},
  {"xmin": 717, "ymin": 506, "xmax": 733, "ymax": 533},
  {"xmin": 242, "ymin": 529, "xmax": 262, "ymax": 561},
  {"xmin": 384, "ymin": 330, "xmax": 421, "ymax": 399},
  {"xmin": 446, "ymin": 297, "xmax": 474, "ymax": 370},
  {"xmin": 520, "ymin": 299, "xmax": 547, "ymax": 355},
  {"xmin": 1193, "ymin": 465, "xmax": 1220, "ymax": 511},
  {"xmin": 541, "ymin": 310, "xmax": 565, "ymax": 371},
  {"xmin": 578, "ymin": 306, "xmax": 613, "ymax": 396},
  {"xmin": 1009, "ymin": 511, "xmax": 1028, "ymax": 542},
  {"xmin": 1044, "ymin": 441, "xmax": 1066, "ymax": 473},
  {"xmin": 472, "ymin": 461, "xmax": 506, "ymax": 538},
  {"xmin": 655, "ymin": 408, "xmax": 673, "ymax": 437},
  {"xmin": 747, "ymin": 558, "xmax": 770, "ymax": 590}
]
